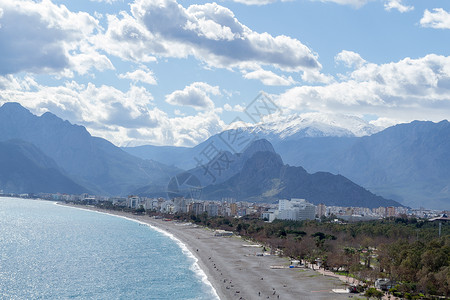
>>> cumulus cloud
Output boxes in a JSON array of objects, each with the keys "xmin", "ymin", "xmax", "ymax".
[
  {"xmin": 0, "ymin": 79, "xmax": 156, "ymax": 128},
  {"xmin": 165, "ymin": 82, "xmax": 220, "ymax": 110},
  {"xmin": 278, "ymin": 53, "xmax": 450, "ymax": 123},
  {"xmin": 0, "ymin": 0, "xmax": 113, "ymax": 76},
  {"xmin": 0, "ymin": 75, "xmax": 226, "ymax": 146},
  {"xmin": 384, "ymin": 0, "xmax": 413, "ymax": 13},
  {"xmin": 335, "ymin": 50, "xmax": 367, "ymax": 68},
  {"xmin": 420, "ymin": 8, "xmax": 450, "ymax": 30},
  {"xmin": 123, "ymin": 110, "xmax": 225, "ymax": 146},
  {"xmin": 223, "ymin": 103, "xmax": 245, "ymax": 112},
  {"xmin": 97, "ymin": 0, "xmax": 322, "ymax": 77},
  {"xmin": 119, "ymin": 68, "xmax": 157, "ymax": 85},
  {"xmin": 243, "ymin": 69, "xmax": 296, "ymax": 86},
  {"xmin": 369, "ymin": 117, "xmax": 399, "ymax": 128}
]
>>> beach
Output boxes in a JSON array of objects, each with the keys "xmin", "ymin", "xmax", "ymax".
[{"xmin": 66, "ymin": 206, "xmax": 352, "ymax": 300}]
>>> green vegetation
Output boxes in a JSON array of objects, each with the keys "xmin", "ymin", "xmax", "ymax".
[
  {"xmin": 192, "ymin": 214, "xmax": 450, "ymax": 299},
  {"xmin": 364, "ymin": 287, "xmax": 384, "ymax": 299}
]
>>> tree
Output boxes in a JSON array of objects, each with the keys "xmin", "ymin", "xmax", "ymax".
[{"xmin": 364, "ymin": 287, "xmax": 384, "ymax": 299}]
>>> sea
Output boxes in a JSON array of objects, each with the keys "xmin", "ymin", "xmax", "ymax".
[{"xmin": 0, "ymin": 197, "xmax": 219, "ymax": 299}]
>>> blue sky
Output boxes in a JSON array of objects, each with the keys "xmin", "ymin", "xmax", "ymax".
[{"xmin": 0, "ymin": 0, "xmax": 449, "ymax": 146}]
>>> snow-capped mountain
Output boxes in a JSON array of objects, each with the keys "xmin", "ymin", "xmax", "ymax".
[{"xmin": 234, "ymin": 113, "xmax": 382, "ymax": 141}]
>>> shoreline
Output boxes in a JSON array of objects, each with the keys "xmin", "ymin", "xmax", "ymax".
[{"xmin": 60, "ymin": 204, "xmax": 352, "ymax": 300}]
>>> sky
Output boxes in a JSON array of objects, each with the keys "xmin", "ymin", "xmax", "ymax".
[{"xmin": 0, "ymin": 0, "xmax": 449, "ymax": 147}]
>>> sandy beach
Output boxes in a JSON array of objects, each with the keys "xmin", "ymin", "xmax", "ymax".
[{"xmin": 65, "ymin": 205, "xmax": 352, "ymax": 300}]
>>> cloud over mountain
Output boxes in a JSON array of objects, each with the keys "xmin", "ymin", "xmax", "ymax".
[
  {"xmin": 0, "ymin": 76, "xmax": 225, "ymax": 147},
  {"xmin": 165, "ymin": 82, "xmax": 220, "ymax": 110},
  {"xmin": 0, "ymin": 0, "xmax": 448, "ymax": 149},
  {"xmin": 278, "ymin": 53, "xmax": 450, "ymax": 124}
]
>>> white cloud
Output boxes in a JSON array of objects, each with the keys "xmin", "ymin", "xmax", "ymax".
[
  {"xmin": 278, "ymin": 53, "xmax": 450, "ymax": 124},
  {"xmin": 165, "ymin": 82, "xmax": 220, "ymax": 110},
  {"xmin": 335, "ymin": 50, "xmax": 367, "ymax": 68},
  {"xmin": 384, "ymin": 0, "xmax": 413, "ymax": 13},
  {"xmin": 0, "ymin": 0, "xmax": 113, "ymax": 76},
  {"xmin": 0, "ymin": 75, "xmax": 226, "ymax": 146},
  {"xmin": 301, "ymin": 70, "xmax": 334, "ymax": 84},
  {"xmin": 369, "ymin": 117, "xmax": 399, "ymax": 128},
  {"xmin": 0, "ymin": 80, "xmax": 155, "ymax": 128},
  {"xmin": 98, "ymin": 0, "xmax": 322, "ymax": 77},
  {"xmin": 119, "ymin": 68, "xmax": 157, "ymax": 85},
  {"xmin": 223, "ymin": 103, "xmax": 245, "ymax": 112},
  {"xmin": 420, "ymin": 8, "xmax": 450, "ymax": 30},
  {"xmin": 124, "ymin": 110, "xmax": 225, "ymax": 146},
  {"xmin": 243, "ymin": 69, "xmax": 296, "ymax": 86}
]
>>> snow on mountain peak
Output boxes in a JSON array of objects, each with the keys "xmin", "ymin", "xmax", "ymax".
[{"xmin": 240, "ymin": 112, "xmax": 383, "ymax": 139}]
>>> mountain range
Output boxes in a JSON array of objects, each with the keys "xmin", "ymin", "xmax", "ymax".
[
  {"xmin": 198, "ymin": 142, "xmax": 399, "ymax": 208},
  {"xmin": 1, "ymin": 102, "xmax": 447, "ymax": 209},
  {"xmin": 273, "ymin": 121, "xmax": 450, "ymax": 210},
  {"xmin": 0, "ymin": 102, "xmax": 180, "ymax": 196},
  {"xmin": 124, "ymin": 116, "xmax": 450, "ymax": 210},
  {"xmin": 122, "ymin": 113, "xmax": 381, "ymax": 170}
]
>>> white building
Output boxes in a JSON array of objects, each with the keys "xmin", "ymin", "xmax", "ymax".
[
  {"xmin": 262, "ymin": 199, "xmax": 315, "ymax": 222},
  {"xmin": 262, "ymin": 208, "xmax": 279, "ymax": 222},
  {"xmin": 277, "ymin": 198, "xmax": 315, "ymax": 221},
  {"xmin": 127, "ymin": 196, "xmax": 140, "ymax": 208}
]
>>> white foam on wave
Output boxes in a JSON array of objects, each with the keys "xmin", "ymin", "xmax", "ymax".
[{"xmin": 56, "ymin": 204, "xmax": 220, "ymax": 300}]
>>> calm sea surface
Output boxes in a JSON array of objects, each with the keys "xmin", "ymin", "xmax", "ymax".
[{"xmin": 0, "ymin": 197, "xmax": 218, "ymax": 299}]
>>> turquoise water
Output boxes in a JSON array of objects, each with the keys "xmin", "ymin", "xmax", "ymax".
[{"xmin": 0, "ymin": 197, "xmax": 218, "ymax": 299}]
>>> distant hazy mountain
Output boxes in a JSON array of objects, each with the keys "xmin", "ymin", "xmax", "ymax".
[
  {"xmin": 0, "ymin": 102, "xmax": 180, "ymax": 195},
  {"xmin": 124, "ymin": 117, "xmax": 450, "ymax": 209},
  {"xmin": 134, "ymin": 138, "xmax": 401, "ymax": 208},
  {"xmin": 122, "ymin": 113, "xmax": 380, "ymax": 169},
  {"xmin": 0, "ymin": 140, "xmax": 88, "ymax": 194},
  {"xmin": 3, "ymin": 101, "xmax": 446, "ymax": 209},
  {"xmin": 200, "ymin": 148, "xmax": 400, "ymax": 208},
  {"xmin": 123, "ymin": 144, "xmax": 195, "ymax": 170},
  {"xmin": 275, "ymin": 121, "xmax": 450, "ymax": 210},
  {"xmin": 133, "ymin": 139, "xmax": 276, "ymax": 197}
]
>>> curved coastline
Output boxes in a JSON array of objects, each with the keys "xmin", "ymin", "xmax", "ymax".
[
  {"xmin": 56, "ymin": 203, "xmax": 220, "ymax": 300},
  {"xmin": 58, "ymin": 204, "xmax": 353, "ymax": 300}
]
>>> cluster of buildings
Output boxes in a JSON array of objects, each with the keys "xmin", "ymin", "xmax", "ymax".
[
  {"xmin": 3, "ymin": 191, "xmax": 447, "ymax": 221},
  {"xmin": 125, "ymin": 196, "xmax": 261, "ymax": 217}
]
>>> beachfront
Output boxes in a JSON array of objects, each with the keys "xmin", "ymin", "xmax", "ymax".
[{"xmin": 67, "ymin": 205, "xmax": 352, "ymax": 300}]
